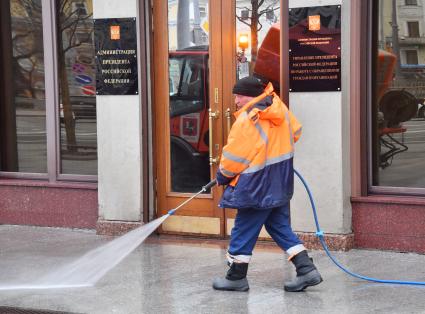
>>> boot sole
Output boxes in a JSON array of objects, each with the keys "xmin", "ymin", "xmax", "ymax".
[
  {"xmin": 213, "ymin": 285, "xmax": 250, "ymax": 292},
  {"xmin": 212, "ymin": 277, "xmax": 250, "ymax": 292},
  {"xmin": 284, "ymin": 276, "xmax": 323, "ymax": 292}
]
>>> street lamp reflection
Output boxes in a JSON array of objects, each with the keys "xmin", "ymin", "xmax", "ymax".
[{"xmin": 237, "ymin": 33, "xmax": 249, "ymax": 64}]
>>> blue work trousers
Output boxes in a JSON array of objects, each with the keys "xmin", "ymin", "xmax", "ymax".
[{"xmin": 228, "ymin": 203, "xmax": 303, "ymax": 257}]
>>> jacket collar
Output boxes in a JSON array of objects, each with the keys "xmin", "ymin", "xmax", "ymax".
[{"xmin": 233, "ymin": 83, "xmax": 275, "ymax": 119}]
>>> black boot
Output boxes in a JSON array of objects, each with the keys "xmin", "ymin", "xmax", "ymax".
[
  {"xmin": 212, "ymin": 262, "xmax": 249, "ymax": 291},
  {"xmin": 284, "ymin": 250, "xmax": 323, "ymax": 292}
]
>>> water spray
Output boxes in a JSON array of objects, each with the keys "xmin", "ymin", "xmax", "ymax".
[{"xmin": 0, "ymin": 180, "xmax": 217, "ymax": 291}]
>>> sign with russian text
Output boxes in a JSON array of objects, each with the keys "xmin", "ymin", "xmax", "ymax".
[
  {"xmin": 94, "ymin": 18, "xmax": 138, "ymax": 95},
  {"xmin": 289, "ymin": 5, "xmax": 341, "ymax": 92}
]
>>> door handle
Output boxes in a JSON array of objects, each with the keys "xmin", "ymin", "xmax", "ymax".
[
  {"xmin": 225, "ymin": 108, "xmax": 232, "ymax": 139},
  {"xmin": 208, "ymin": 108, "xmax": 220, "ymax": 165}
]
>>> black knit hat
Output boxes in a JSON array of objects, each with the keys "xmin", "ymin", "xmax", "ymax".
[{"xmin": 232, "ymin": 76, "xmax": 264, "ymax": 97}]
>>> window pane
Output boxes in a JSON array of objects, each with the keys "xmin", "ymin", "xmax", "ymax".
[
  {"xmin": 57, "ymin": 0, "xmax": 97, "ymax": 175},
  {"xmin": 235, "ymin": 0, "xmax": 280, "ymax": 88},
  {"xmin": 0, "ymin": 0, "xmax": 47, "ymax": 173},
  {"xmin": 168, "ymin": 0, "xmax": 211, "ymax": 193},
  {"xmin": 405, "ymin": 0, "xmax": 418, "ymax": 6},
  {"xmin": 405, "ymin": 50, "xmax": 418, "ymax": 64},
  {"xmin": 407, "ymin": 21, "xmax": 420, "ymax": 37},
  {"xmin": 373, "ymin": 0, "xmax": 425, "ymax": 188}
]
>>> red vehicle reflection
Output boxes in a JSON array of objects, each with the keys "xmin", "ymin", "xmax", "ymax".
[{"xmin": 169, "ymin": 46, "xmax": 210, "ymax": 192}]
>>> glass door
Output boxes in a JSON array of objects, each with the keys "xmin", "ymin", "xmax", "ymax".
[{"xmin": 153, "ymin": 0, "xmax": 226, "ymax": 236}]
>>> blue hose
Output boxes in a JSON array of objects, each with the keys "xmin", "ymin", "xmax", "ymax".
[{"xmin": 294, "ymin": 168, "xmax": 425, "ymax": 286}]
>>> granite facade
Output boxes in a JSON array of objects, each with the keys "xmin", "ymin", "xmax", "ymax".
[
  {"xmin": 0, "ymin": 180, "xmax": 98, "ymax": 229},
  {"xmin": 352, "ymin": 196, "xmax": 425, "ymax": 254}
]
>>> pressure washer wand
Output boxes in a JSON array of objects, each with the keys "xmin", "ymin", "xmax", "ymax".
[{"xmin": 168, "ymin": 179, "xmax": 217, "ymax": 215}]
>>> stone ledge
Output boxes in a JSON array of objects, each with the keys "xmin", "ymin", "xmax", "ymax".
[
  {"xmin": 296, "ymin": 232, "xmax": 354, "ymax": 251},
  {"xmin": 96, "ymin": 220, "xmax": 354, "ymax": 251},
  {"xmin": 150, "ymin": 232, "xmax": 354, "ymax": 252},
  {"xmin": 96, "ymin": 220, "xmax": 143, "ymax": 236},
  {"xmin": 352, "ymin": 195, "xmax": 425, "ymax": 206},
  {"xmin": 0, "ymin": 179, "xmax": 97, "ymax": 190}
]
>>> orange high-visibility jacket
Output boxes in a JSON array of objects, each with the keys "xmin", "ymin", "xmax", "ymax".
[{"xmin": 216, "ymin": 83, "xmax": 302, "ymax": 210}]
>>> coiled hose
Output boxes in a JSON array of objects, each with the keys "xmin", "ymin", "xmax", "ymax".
[{"xmin": 294, "ymin": 168, "xmax": 425, "ymax": 286}]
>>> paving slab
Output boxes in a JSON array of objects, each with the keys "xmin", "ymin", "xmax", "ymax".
[{"xmin": 1, "ymin": 225, "xmax": 425, "ymax": 314}]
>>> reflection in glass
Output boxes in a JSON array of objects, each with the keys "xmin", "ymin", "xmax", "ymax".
[
  {"xmin": 0, "ymin": 0, "xmax": 47, "ymax": 173},
  {"xmin": 168, "ymin": 0, "xmax": 211, "ymax": 193},
  {"xmin": 236, "ymin": 0, "xmax": 280, "ymax": 84},
  {"xmin": 374, "ymin": 0, "xmax": 425, "ymax": 188},
  {"xmin": 57, "ymin": 0, "xmax": 97, "ymax": 175}
]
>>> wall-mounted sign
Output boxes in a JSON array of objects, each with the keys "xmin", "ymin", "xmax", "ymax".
[
  {"xmin": 94, "ymin": 18, "xmax": 138, "ymax": 95},
  {"xmin": 289, "ymin": 5, "xmax": 341, "ymax": 92}
]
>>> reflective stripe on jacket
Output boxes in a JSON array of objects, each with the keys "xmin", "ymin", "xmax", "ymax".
[{"xmin": 217, "ymin": 83, "xmax": 302, "ymax": 210}]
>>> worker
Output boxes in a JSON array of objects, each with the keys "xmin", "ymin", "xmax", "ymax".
[{"xmin": 212, "ymin": 76, "xmax": 323, "ymax": 292}]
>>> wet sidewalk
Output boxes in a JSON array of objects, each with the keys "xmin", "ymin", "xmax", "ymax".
[{"xmin": 0, "ymin": 225, "xmax": 425, "ymax": 314}]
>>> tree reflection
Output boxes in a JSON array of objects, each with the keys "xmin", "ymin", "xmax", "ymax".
[
  {"xmin": 236, "ymin": 0, "xmax": 280, "ymax": 73},
  {"xmin": 58, "ymin": 0, "xmax": 94, "ymax": 152},
  {"xmin": 11, "ymin": 0, "xmax": 44, "ymax": 99}
]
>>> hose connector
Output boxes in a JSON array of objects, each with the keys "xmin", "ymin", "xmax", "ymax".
[
  {"xmin": 315, "ymin": 230, "xmax": 324, "ymax": 238},
  {"xmin": 202, "ymin": 179, "xmax": 217, "ymax": 192},
  {"xmin": 168, "ymin": 208, "xmax": 176, "ymax": 215}
]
